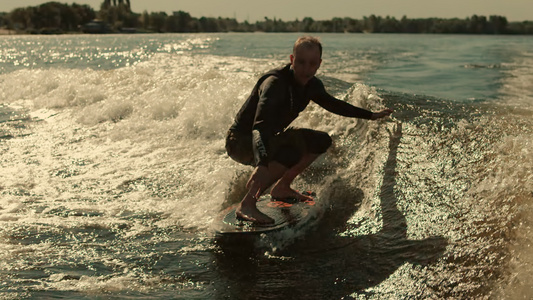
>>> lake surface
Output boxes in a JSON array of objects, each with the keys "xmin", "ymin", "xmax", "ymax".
[{"xmin": 1, "ymin": 33, "xmax": 532, "ymax": 299}]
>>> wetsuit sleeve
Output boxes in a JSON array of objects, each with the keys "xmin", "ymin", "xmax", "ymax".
[
  {"xmin": 311, "ymin": 80, "xmax": 373, "ymax": 119},
  {"xmin": 252, "ymin": 76, "xmax": 286, "ymax": 166}
]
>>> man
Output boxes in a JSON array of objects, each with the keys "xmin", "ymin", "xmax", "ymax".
[{"xmin": 226, "ymin": 36, "xmax": 393, "ymax": 224}]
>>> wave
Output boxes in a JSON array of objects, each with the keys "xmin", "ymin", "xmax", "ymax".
[
  {"xmin": 0, "ymin": 52, "xmax": 385, "ymax": 228},
  {"xmin": 1, "ymin": 48, "xmax": 532, "ymax": 298}
]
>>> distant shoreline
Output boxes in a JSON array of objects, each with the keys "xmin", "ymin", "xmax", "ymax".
[
  {"xmin": 2, "ymin": 4, "xmax": 532, "ymax": 35},
  {"xmin": 2, "ymin": 30, "xmax": 533, "ymax": 36},
  {"xmin": 2, "ymin": 2, "xmax": 532, "ymax": 35}
]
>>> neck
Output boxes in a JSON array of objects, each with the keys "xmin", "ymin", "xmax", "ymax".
[{"xmin": 290, "ymin": 68, "xmax": 308, "ymax": 86}]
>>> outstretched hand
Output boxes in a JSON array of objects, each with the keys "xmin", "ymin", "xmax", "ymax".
[{"xmin": 371, "ymin": 108, "xmax": 394, "ymax": 120}]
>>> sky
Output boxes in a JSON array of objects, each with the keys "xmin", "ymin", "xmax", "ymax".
[{"xmin": 1, "ymin": 0, "xmax": 532, "ymax": 22}]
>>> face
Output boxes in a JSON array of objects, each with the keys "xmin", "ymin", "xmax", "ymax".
[{"xmin": 290, "ymin": 45, "xmax": 322, "ymax": 85}]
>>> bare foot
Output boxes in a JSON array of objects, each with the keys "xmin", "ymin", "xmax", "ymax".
[
  {"xmin": 271, "ymin": 182, "xmax": 314, "ymax": 202},
  {"xmin": 236, "ymin": 203, "xmax": 274, "ymax": 224}
]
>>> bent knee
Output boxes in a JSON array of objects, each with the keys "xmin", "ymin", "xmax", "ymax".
[{"xmin": 310, "ymin": 131, "xmax": 332, "ymax": 154}]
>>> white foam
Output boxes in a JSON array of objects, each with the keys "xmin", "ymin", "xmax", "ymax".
[
  {"xmin": 499, "ymin": 51, "xmax": 533, "ymax": 108},
  {"xmin": 0, "ymin": 54, "xmax": 280, "ymax": 231},
  {"xmin": 0, "ymin": 47, "xmax": 391, "ymax": 297}
]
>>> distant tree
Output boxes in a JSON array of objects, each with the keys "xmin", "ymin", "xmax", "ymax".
[
  {"xmin": 447, "ymin": 18, "xmax": 468, "ymax": 33},
  {"xmin": 301, "ymin": 17, "xmax": 314, "ymax": 32},
  {"xmin": 216, "ymin": 17, "xmax": 239, "ymax": 32},
  {"xmin": 173, "ymin": 11, "xmax": 193, "ymax": 32},
  {"xmin": 488, "ymin": 15, "xmax": 507, "ymax": 34},
  {"xmin": 320, "ymin": 20, "xmax": 333, "ymax": 32},
  {"xmin": 468, "ymin": 14, "xmax": 488, "ymax": 34},
  {"xmin": 402, "ymin": 15, "xmax": 418, "ymax": 33},
  {"xmin": 116, "ymin": 0, "xmax": 131, "ymax": 11},
  {"xmin": 140, "ymin": 10, "xmax": 149, "ymax": 29},
  {"xmin": 507, "ymin": 21, "xmax": 533, "ymax": 34},
  {"xmin": 0, "ymin": 13, "xmax": 6, "ymax": 27},
  {"xmin": 98, "ymin": 0, "xmax": 134, "ymax": 30},
  {"xmin": 237, "ymin": 20, "xmax": 255, "ymax": 32},
  {"xmin": 363, "ymin": 15, "xmax": 379, "ymax": 33},
  {"xmin": 8, "ymin": 7, "xmax": 32, "ymax": 29},
  {"xmin": 6, "ymin": 2, "xmax": 95, "ymax": 32},
  {"xmin": 110, "ymin": 0, "xmax": 130, "ymax": 11},
  {"xmin": 149, "ymin": 12, "xmax": 167, "ymax": 32},
  {"xmin": 380, "ymin": 16, "xmax": 400, "ymax": 33},
  {"xmin": 198, "ymin": 16, "xmax": 219, "ymax": 32},
  {"xmin": 330, "ymin": 17, "xmax": 344, "ymax": 32}
]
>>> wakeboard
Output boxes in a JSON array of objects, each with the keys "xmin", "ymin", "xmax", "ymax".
[{"xmin": 215, "ymin": 191, "xmax": 318, "ymax": 236}]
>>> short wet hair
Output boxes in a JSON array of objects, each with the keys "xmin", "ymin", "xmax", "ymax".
[{"xmin": 293, "ymin": 36, "xmax": 322, "ymax": 58}]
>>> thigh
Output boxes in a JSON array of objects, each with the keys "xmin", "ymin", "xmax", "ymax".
[{"xmin": 275, "ymin": 128, "xmax": 332, "ymax": 155}]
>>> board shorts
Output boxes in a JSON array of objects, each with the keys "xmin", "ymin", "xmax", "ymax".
[{"xmin": 225, "ymin": 127, "xmax": 332, "ymax": 168}]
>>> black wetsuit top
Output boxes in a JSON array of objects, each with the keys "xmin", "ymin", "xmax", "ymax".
[{"xmin": 229, "ymin": 64, "xmax": 373, "ymax": 167}]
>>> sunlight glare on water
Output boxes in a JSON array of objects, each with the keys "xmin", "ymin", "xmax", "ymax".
[{"xmin": 0, "ymin": 33, "xmax": 532, "ymax": 299}]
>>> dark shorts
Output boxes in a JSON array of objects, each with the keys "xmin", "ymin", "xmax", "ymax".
[{"xmin": 225, "ymin": 128, "xmax": 332, "ymax": 168}]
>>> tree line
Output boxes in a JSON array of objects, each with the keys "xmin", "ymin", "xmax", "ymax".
[{"xmin": 1, "ymin": 1, "xmax": 532, "ymax": 35}]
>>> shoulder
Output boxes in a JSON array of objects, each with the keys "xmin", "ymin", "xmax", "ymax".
[
  {"xmin": 257, "ymin": 64, "xmax": 291, "ymax": 94},
  {"xmin": 260, "ymin": 74, "xmax": 289, "ymax": 91},
  {"xmin": 308, "ymin": 77, "xmax": 326, "ymax": 93}
]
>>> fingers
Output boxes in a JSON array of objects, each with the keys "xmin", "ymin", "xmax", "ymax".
[
  {"xmin": 377, "ymin": 108, "xmax": 394, "ymax": 119},
  {"xmin": 254, "ymin": 186, "xmax": 262, "ymax": 199},
  {"xmin": 382, "ymin": 108, "xmax": 394, "ymax": 115}
]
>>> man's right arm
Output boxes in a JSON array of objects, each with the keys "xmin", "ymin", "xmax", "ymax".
[{"xmin": 252, "ymin": 76, "xmax": 286, "ymax": 167}]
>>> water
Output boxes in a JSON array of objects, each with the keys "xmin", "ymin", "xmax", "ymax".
[{"xmin": 0, "ymin": 33, "xmax": 532, "ymax": 299}]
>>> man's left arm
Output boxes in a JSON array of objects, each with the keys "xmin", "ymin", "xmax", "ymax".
[{"xmin": 311, "ymin": 80, "xmax": 392, "ymax": 120}]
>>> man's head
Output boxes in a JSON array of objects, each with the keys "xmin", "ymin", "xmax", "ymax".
[
  {"xmin": 292, "ymin": 36, "xmax": 322, "ymax": 58},
  {"xmin": 290, "ymin": 36, "xmax": 322, "ymax": 85}
]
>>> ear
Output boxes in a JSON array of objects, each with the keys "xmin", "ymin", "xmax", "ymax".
[{"xmin": 290, "ymin": 54, "xmax": 295, "ymax": 64}]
